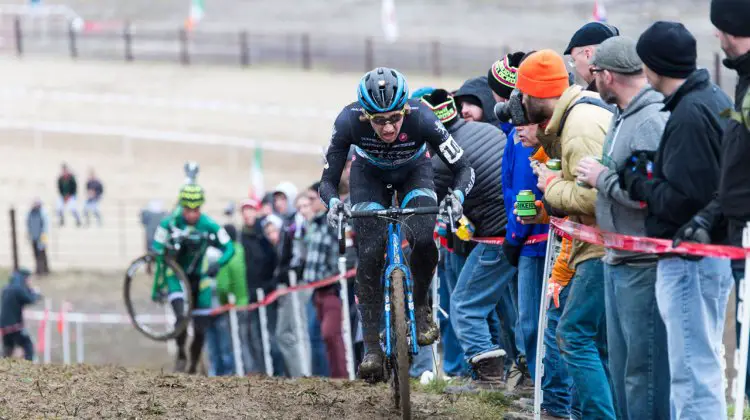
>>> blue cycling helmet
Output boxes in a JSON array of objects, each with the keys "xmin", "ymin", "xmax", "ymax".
[{"xmin": 357, "ymin": 67, "xmax": 410, "ymax": 114}]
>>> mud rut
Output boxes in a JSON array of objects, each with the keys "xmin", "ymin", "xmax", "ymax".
[{"xmin": 0, "ymin": 360, "xmax": 498, "ymax": 419}]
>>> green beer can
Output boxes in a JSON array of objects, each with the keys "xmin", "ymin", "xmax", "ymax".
[
  {"xmin": 546, "ymin": 159, "xmax": 562, "ymax": 172},
  {"xmin": 516, "ymin": 190, "xmax": 537, "ymax": 218}
]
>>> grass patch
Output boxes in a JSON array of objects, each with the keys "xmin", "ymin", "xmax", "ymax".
[
  {"xmin": 412, "ymin": 377, "xmax": 514, "ymax": 419},
  {"xmin": 727, "ymin": 404, "xmax": 750, "ymax": 419}
]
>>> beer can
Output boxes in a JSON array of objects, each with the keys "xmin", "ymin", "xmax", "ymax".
[
  {"xmin": 515, "ymin": 190, "xmax": 537, "ymax": 218},
  {"xmin": 576, "ymin": 156, "xmax": 602, "ymax": 188},
  {"xmin": 546, "ymin": 159, "xmax": 562, "ymax": 172}
]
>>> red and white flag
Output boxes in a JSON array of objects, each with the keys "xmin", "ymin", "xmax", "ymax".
[{"xmin": 592, "ymin": 0, "xmax": 607, "ymax": 22}]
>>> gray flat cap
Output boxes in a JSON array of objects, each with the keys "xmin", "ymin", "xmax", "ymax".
[{"xmin": 590, "ymin": 36, "xmax": 642, "ymax": 74}]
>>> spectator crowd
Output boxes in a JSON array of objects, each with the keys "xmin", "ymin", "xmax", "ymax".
[
  {"xmin": 185, "ymin": 2, "xmax": 750, "ymax": 418},
  {"xmin": 7, "ymin": 2, "xmax": 750, "ymax": 419}
]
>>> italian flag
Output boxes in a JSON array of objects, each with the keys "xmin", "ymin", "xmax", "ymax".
[{"xmin": 185, "ymin": 0, "xmax": 205, "ymax": 30}]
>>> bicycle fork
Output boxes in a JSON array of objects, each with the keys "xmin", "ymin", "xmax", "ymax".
[{"xmin": 383, "ymin": 223, "xmax": 420, "ymax": 358}]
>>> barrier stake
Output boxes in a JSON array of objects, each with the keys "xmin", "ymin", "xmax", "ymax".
[
  {"xmin": 43, "ymin": 299, "xmax": 51, "ymax": 364},
  {"xmin": 257, "ymin": 288, "xmax": 273, "ymax": 376},
  {"xmin": 338, "ymin": 256, "xmax": 356, "ymax": 380},
  {"xmin": 431, "ymin": 269, "xmax": 442, "ymax": 380},
  {"xmin": 61, "ymin": 302, "xmax": 70, "ymax": 365},
  {"xmin": 227, "ymin": 294, "xmax": 245, "ymax": 377},
  {"xmin": 534, "ymin": 230, "xmax": 559, "ymax": 420},
  {"xmin": 289, "ymin": 270, "xmax": 311, "ymax": 376},
  {"xmin": 733, "ymin": 223, "xmax": 750, "ymax": 420},
  {"xmin": 76, "ymin": 320, "xmax": 84, "ymax": 363}
]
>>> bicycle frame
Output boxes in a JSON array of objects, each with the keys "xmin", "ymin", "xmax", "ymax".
[{"xmin": 383, "ymin": 220, "xmax": 420, "ymax": 357}]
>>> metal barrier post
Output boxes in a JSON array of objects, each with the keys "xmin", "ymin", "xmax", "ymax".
[
  {"xmin": 256, "ymin": 288, "xmax": 273, "ymax": 376},
  {"xmin": 227, "ymin": 294, "xmax": 245, "ymax": 377},
  {"xmin": 44, "ymin": 298, "xmax": 51, "ymax": 364},
  {"xmin": 534, "ymin": 230, "xmax": 560, "ymax": 420},
  {"xmin": 123, "ymin": 21, "xmax": 134, "ymax": 62},
  {"xmin": 733, "ymin": 222, "xmax": 750, "ymax": 420},
  {"xmin": 338, "ymin": 256, "xmax": 356, "ymax": 380},
  {"xmin": 76, "ymin": 320, "xmax": 84, "ymax": 363},
  {"xmin": 68, "ymin": 22, "xmax": 78, "ymax": 59},
  {"xmin": 14, "ymin": 17, "xmax": 22, "ymax": 56},
  {"xmin": 9, "ymin": 207, "xmax": 19, "ymax": 271},
  {"xmin": 179, "ymin": 28, "xmax": 190, "ymax": 65},
  {"xmin": 288, "ymin": 270, "xmax": 311, "ymax": 376},
  {"xmin": 239, "ymin": 31, "xmax": 249, "ymax": 67},
  {"xmin": 431, "ymin": 269, "xmax": 442, "ymax": 380},
  {"xmin": 61, "ymin": 302, "xmax": 70, "ymax": 365}
]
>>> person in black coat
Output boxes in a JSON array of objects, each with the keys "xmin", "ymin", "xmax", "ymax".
[
  {"xmin": 620, "ymin": 21, "xmax": 734, "ymax": 418},
  {"xmin": 1, "ymin": 269, "xmax": 41, "ymax": 360}
]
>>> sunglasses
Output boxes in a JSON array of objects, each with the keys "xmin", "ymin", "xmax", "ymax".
[
  {"xmin": 364, "ymin": 109, "xmax": 406, "ymax": 126},
  {"xmin": 590, "ymin": 67, "xmax": 606, "ymax": 74}
]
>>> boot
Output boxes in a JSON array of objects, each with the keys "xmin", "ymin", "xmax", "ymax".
[
  {"xmin": 357, "ymin": 348, "xmax": 385, "ymax": 384},
  {"xmin": 415, "ymin": 305, "xmax": 439, "ymax": 346},
  {"xmin": 174, "ymin": 356, "xmax": 187, "ymax": 373},
  {"xmin": 445, "ymin": 349, "xmax": 506, "ymax": 394},
  {"xmin": 505, "ymin": 358, "xmax": 534, "ymax": 398}
]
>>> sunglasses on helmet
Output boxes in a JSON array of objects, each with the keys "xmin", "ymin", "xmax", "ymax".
[{"xmin": 364, "ymin": 109, "xmax": 406, "ymax": 126}]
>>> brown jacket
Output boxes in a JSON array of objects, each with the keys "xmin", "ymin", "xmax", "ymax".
[{"xmin": 541, "ymin": 85, "xmax": 612, "ymax": 268}]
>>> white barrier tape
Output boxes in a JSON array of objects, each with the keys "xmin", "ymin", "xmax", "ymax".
[
  {"xmin": 24, "ymin": 310, "xmax": 167, "ymax": 324},
  {"xmin": 0, "ymin": 87, "xmax": 339, "ymax": 120},
  {"xmin": 0, "ymin": 119, "xmax": 323, "ymax": 156}
]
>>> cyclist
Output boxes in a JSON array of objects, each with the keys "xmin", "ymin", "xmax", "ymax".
[
  {"xmin": 319, "ymin": 67, "xmax": 475, "ymax": 382},
  {"xmin": 151, "ymin": 184, "xmax": 235, "ymax": 373}
]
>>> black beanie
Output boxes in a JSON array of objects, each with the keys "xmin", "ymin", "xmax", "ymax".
[
  {"xmin": 711, "ymin": 0, "xmax": 750, "ymax": 37},
  {"xmin": 636, "ymin": 21, "xmax": 697, "ymax": 79},
  {"xmin": 420, "ymin": 89, "xmax": 459, "ymax": 127}
]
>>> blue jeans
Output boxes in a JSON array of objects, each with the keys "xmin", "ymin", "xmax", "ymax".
[
  {"xmin": 439, "ymin": 250, "xmax": 470, "ymax": 376},
  {"xmin": 307, "ymin": 298, "xmax": 330, "ymax": 377},
  {"xmin": 656, "ymin": 257, "xmax": 733, "ymax": 420},
  {"xmin": 205, "ymin": 314, "xmax": 234, "ymax": 376},
  {"xmin": 451, "ymin": 243, "xmax": 517, "ymax": 362},
  {"xmin": 518, "ymin": 256, "xmax": 544, "ymax": 378},
  {"xmin": 604, "ymin": 262, "xmax": 669, "ymax": 420},
  {"xmin": 542, "ymin": 281, "xmax": 579, "ymax": 419},
  {"xmin": 557, "ymin": 258, "xmax": 615, "ymax": 420},
  {"xmin": 734, "ymin": 269, "xmax": 750, "ymax": 400},
  {"xmin": 410, "ymin": 345, "xmax": 434, "ymax": 377},
  {"xmin": 491, "ymin": 280, "xmax": 519, "ymax": 370}
]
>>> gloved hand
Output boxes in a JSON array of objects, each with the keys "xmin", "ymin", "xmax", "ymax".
[
  {"xmin": 326, "ymin": 198, "xmax": 352, "ymax": 228},
  {"xmin": 439, "ymin": 191, "xmax": 464, "ymax": 223},
  {"xmin": 502, "ymin": 241, "xmax": 522, "ymax": 267},
  {"xmin": 205, "ymin": 262, "xmax": 221, "ymax": 278},
  {"xmin": 617, "ymin": 150, "xmax": 655, "ymax": 201},
  {"xmin": 546, "ymin": 279, "xmax": 563, "ymax": 309},
  {"xmin": 672, "ymin": 214, "xmax": 712, "ymax": 248}
]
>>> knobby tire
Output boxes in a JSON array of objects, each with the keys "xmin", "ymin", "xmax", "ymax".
[
  {"xmin": 123, "ymin": 254, "xmax": 193, "ymax": 341},
  {"xmin": 390, "ymin": 269, "xmax": 411, "ymax": 420}
]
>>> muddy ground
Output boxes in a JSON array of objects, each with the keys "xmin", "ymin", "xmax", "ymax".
[{"xmin": 0, "ymin": 360, "xmax": 508, "ymax": 419}]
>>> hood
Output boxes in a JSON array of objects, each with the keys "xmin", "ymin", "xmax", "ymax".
[
  {"xmin": 663, "ymin": 69, "xmax": 711, "ymax": 112},
  {"xmin": 9, "ymin": 269, "xmax": 30, "ymax": 287},
  {"xmin": 621, "ymin": 85, "xmax": 664, "ymax": 118},
  {"xmin": 723, "ymin": 50, "xmax": 750, "ymax": 77},
  {"xmin": 454, "ymin": 76, "xmax": 500, "ymax": 126}
]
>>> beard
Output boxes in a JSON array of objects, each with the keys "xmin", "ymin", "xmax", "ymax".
[
  {"xmin": 524, "ymin": 98, "xmax": 549, "ymax": 125},
  {"xmin": 598, "ymin": 84, "xmax": 618, "ymax": 105}
]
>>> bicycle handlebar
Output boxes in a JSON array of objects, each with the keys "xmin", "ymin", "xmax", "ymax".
[{"xmin": 349, "ymin": 206, "xmax": 440, "ymax": 219}]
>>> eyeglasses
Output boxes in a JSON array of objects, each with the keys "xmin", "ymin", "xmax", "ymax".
[
  {"xmin": 364, "ymin": 109, "xmax": 406, "ymax": 126},
  {"xmin": 590, "ymin": 67, "xmax": 605, "ymax": 74},
  {"xmin": 568, "ymin": 49, "xmax": 587, "ymax": 68}
]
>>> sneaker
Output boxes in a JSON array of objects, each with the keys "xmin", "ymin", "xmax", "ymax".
[
  {"xmin": 174, "ymin": 357, "xmax": 187, "ymax": 373},
  {"xmin": 358, "ymin": 349, "xmax": 385, "ymax": 384},
  {"xmin": 415, "ymin": 305, "xmax": 439, "ymax": 346},
  {"xmin": 444, "ymin": 349, "xmax": 506, "ymax": 393}
]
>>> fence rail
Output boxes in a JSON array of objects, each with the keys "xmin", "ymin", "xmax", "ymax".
[{"xmin": 1, "ymin": 16, "xmax": 508, "ymax": 76}]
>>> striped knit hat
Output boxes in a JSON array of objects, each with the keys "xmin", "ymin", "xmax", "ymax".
[
  {"xmin": 488, "ymin": 51, "xmax": 525, "ymax": 100},
  {"xmin": 421, "ymin": 89, "xmax": 459, "ymax": 127}
]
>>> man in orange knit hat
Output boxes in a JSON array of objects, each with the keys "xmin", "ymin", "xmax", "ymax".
[{"xmin": 515, "ymin": 49, "xmax": 616, "ymax": 419}]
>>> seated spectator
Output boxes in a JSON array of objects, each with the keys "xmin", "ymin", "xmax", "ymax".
[
  {"xmin": 26, "ymin": 198, "xmax": 50, "ymax": 275},
  {"xmin": 83, "ymin": 169, "xmax": 104, "ymax": 227},
  {"xmin": 56, "ymin": 163, "xmax": 81, "ymax": 227},
  {"xmin": 1, "ymin": 269, "xmax": 41, "ymax": 361}
]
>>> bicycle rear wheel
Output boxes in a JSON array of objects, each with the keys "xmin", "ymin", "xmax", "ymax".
[
  {"xmin": 389, "ymin": 268, "xmax": 411, "ymax": 420},
  {"xmin": 123, "ymin": 254, "xmax": 193, "ymax": 341}
]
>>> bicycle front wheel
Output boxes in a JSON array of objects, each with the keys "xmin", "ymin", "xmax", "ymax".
[
  {"xmin": 123, "ymin": 254, "xmax": 193, "ymax": 341},
  {"xmin": 389, "ymin": 268, "xmax": 411, "ymax": 420}
]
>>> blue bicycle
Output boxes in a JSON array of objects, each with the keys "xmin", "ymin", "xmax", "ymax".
[{"xmin": 337, "ymin": 186, "xmax": 455, "ymax": 420}]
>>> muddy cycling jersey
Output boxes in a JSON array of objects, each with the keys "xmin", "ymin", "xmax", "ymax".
[{"xmin": 319, "ymin": 99, "xmax": 475, "ymax": 207}]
